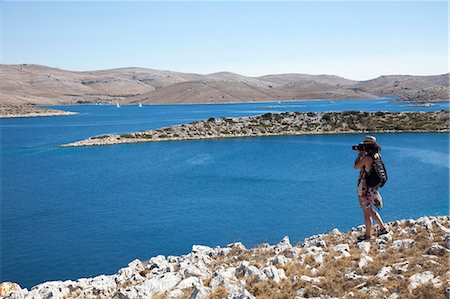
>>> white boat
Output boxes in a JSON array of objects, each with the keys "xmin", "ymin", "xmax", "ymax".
[
  {"xmin": 138, "ymin": 103, "xmax": 142, "ymax": 108},
  {"xmin": 116, "ymin": 102, "xmax": 120, "ymax": 108}
]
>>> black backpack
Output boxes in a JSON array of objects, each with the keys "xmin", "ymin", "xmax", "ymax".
[{"xmin": 365, "ymin": 154, "xmax": 388, "ymax": 188}]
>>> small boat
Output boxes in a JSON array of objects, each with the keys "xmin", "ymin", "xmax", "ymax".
[
  {"xmin": 138, "ymin": 103, "xmax": 142, "ymax": 108},
  {"xmin": 116, "ymin": 102, "xmax": 120, "ymax": 108}
]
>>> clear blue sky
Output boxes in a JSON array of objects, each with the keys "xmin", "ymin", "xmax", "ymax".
[{"xmin": 2, "ymin": 1, "xmax": 448, "ymax": 80}]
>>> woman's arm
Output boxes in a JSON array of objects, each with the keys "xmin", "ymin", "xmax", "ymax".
[{"xmin": 354, "ymin": 152, "xmax": 367, "ymax": 169}]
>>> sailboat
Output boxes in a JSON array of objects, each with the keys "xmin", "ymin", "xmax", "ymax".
[
  {"xmin": 116, "ymin": 102, "xmax": 120, "ymax": 108},
  {"xmin": 138, "ymin": 103, "xmax": 143, "ymax": 108}
]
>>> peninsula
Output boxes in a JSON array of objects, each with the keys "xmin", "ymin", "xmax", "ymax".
[
  {"xmin": 62, "ymin": 111, "xmax": 449, "ymax": 147},
  {"xmin": 1, "ymin": 216, "xmax": 448, "ymax": 298},
  {"xmin": 0, "ymin": 104, "xmax": 77, "ymax": 118}
]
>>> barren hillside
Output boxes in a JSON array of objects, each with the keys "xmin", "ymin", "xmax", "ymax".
[{"xmin": 0, "ymin": 64, "xmax": 448, "ymax": 105}]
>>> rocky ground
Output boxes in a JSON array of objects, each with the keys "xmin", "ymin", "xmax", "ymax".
[
  {"xmin": 0, "ymin": 104, "xmax": 77, "ymax": 118},
  {"xmin": 1, "ymin": 216, "xmax": 449, "ymax": 299},
  {"xmin": 62, "ymin": 111, "xmax": 449, "ymax": 147}
]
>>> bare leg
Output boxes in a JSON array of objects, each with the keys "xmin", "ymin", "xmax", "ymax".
[
  {"xmin": 363, "ymin": 207, "xmax": 372, "ymax": 237},
  {"xmin": 369, "ymin": 207, "xmax": 386, "ymax": 230}
]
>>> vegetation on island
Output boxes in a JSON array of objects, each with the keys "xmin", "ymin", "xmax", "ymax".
[
  {"xmin": 395, "ymin": 86, "xmax": 449, "ymax": 103},
  {"xmin": 0, "ymin": 104, "xmax": 77, "ymax": 118},
  {"xmin": 64, "ymin": 110, "xmax": 449, "ymax": 147}
]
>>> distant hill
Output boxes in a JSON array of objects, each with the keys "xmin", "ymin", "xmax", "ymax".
[{"xmin": 0, "ymin": 64, "xmax": 448, "ymax": 105}]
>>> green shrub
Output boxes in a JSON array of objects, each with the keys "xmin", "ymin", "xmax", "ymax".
[
  {"xmin": 321, "ymin": 113, "xmax": 331, "ymax": 122},
  {"xmin": 120, "ymin": 133, "xmax": 135, "ymax": 138},
  {"xmin": 92, "ymin": 135, "xmax": 109, "ymax": 139}
]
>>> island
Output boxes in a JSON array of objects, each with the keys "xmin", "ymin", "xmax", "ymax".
[
  {"xmin": 1, "ymin": 216, "xmax": 448, "ymax": 298},
  {"xmin": 0, "ymin": 104, "xmax": 77, "ymax": 118},
  {"xmin": 61, "ymin": 110, "xmax": 449, "ymax": 147},
  {"xmin": 394, "ymin": 86, "xmax": 449, "ymax": 104}
]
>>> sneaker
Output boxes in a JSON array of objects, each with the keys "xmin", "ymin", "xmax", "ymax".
[
  {"xmin": 377, "ymin": 228, "xmax": 388, "ymax": 236},
  {"xmin": 357, "ymin": 234, "xmax": 371, "ymax": 242}
]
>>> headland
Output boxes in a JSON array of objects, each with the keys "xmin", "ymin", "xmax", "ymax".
[
  {"xmin": 0, "ymin": 104, "xmax": 77, "ymax": 118},
  {"xmin": 61, "ymin": 110, "xmax": 449, "ymax": 147}
]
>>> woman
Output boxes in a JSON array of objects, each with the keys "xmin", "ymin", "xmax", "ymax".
[{"xmin": 354, "ymin": 136, "xmax": 388, "ymax": 242}]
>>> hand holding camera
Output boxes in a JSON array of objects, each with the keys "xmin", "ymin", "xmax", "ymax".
[{"xmin": 352, "ymin": 144, "xmax": 366, "ymax": 151}]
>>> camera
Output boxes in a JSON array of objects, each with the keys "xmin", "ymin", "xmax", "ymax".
[{"xmin": 352, "ymin": 144, "xmax": 365, "ymax": 151}]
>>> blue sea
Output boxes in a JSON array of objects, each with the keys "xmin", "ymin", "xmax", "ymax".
[{"xmin": 1, "ymin": 99, "xmax": 449, "ymax": 288}]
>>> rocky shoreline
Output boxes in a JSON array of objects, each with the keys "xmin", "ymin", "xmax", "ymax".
[
  {"xmin": 61, "ymin": 111, "xmax": 449, "ymax": 147},
  {"xmin": 1, "ymin": 216, "xmax": 449, "ymax": 299},
  {"xmin": 0, "ymin": 104, "xmax": 77, "ymax": 118}
]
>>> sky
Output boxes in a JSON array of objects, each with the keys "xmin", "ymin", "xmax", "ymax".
[{"xmin": 1, "ymin": 1, "xmax": 448, "ymax": 80}]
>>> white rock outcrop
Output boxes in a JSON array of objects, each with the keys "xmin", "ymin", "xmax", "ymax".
[{"xmin": 2, "ymin": 216, "xmax": 448, "ymax": 299}]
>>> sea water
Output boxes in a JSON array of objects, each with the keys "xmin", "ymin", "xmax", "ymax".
[{"xmin": 1, "ymin": 99, "xmax": 448, "ymax": 288}]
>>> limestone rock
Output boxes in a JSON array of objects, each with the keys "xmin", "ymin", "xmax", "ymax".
[
  {"xmin": 392, "ymin": 261, "xmax": 409, "ymax": 273},
  {"xmin": 356, "ymin": 241, "xmax": 371, "ymax": 254},
  {"xmin": 344, "ymin": 271, "xmax": 369, "ymax": 281},
  {"xmin": 391, "ymin": 239, "xmax": 415, "ymax": 250},
  {"xmin": 376, "ymin": 266, "xmax": 392, "ymax": 281},
  {"xmin": 31, "ymin": 281, "xmax": 70, "ymax": 299},
  {"xmin": 284, "ymin": 247, "xmax": 301, "ymax": 259},
  {"xmin": 426, "ymin": 243, "xmax": 450, "ymax": 256},
  {"xmin": 209, "ymin": 267, "xmax": 238, "ymax": 289},
  {"xmin": 299, "ymin": 275, "xmax": 323, "ymax": 283},
  {"xmin": 330, "ymin": 228, "xmax": 342, "ymax": 236},
  {"xmin": 312, "ymin": 251, "xmax": 326, "ymax": 266},
  {"xmin": 0, "ymin": 282, "xmax": 23, "ymax": 297},
  {"xmin": 181, "ymin": 262, "xmax": 210, "ymax": 280},
  {"xmin": 235, "ymin": 261, "xmax": 261, "ymax": 279},
  {"xmin": 267, "ymin": 255, "xmax": 287, "ymax": 266},
  {"xmin": 115, "ymin": 264, "xmax": 145, "ymax": 285},
  {"xmin": 358, "ymin": 253, "xmax": 373, "ymax": 269},
  {"xmin": 192, "ymin": 245, "xmax": 215, "ymax": 256},
  {"xmin": 333, "ymin": 244, "xmax": 351, "ymax": 257},
  {"xmin": 189, "ymin": 286, "xmax": 212, "ymax": 299},
  {"xmin": 261, "ymin": 266, "xmax": 286, "ymax": 283},
  {"xmin": 272, "ymin": 236, "xmax": 292, "ymax": 254},
  {"xmin": 408, "ymin": 271, "xmax": 441, "ymax": 290},
  {"xmin": 147, "ymin": 255, "xmax": 172, "ymax": 275},
  {"xmin": 138, "ymin": 272, "xmax": 183, "ymax": 293},
  {"xmin": 113, "ymin": 286, "xmax": 140, "ymax": 299},
  {"xmin": 227, "ymin": 242, "xmax": 246, "ymax": 251},
  {"xmin": 444, "ymin": 235, "xmax": 450, "ymax": 249}
]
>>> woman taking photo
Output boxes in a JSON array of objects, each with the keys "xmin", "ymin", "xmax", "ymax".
[{"xmin": 354, "ymin": 136, "xmax": 388, "ymax": 242}]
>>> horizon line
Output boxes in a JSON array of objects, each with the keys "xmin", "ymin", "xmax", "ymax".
[{"xmin": 5, "ymin": 63, "xmax": 450, "ymax": 82}]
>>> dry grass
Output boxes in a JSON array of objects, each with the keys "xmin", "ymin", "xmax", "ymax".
[
  {"xmin": 171, "ymin": 217, "xmax": 449, "ymax": 299},
  {"xmin": 205, "ymin": 286, "xmax": 227, "ymax": 299}
]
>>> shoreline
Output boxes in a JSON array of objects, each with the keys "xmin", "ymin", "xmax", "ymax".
[
  {"xmin": 61, "ymin": 111, "xmax": 450, "ymax": 147},
  {"xmin": 0, "ymin": 111, "xmax": 78, "ymax": 119},
  {"xmin": 2, "ymin": 215, "xmax": 448, "ymax": 298},
  {"xmin": 61, "ymin": 129, "xmax": 450, "ymax": 148},
  {"xmin": 44, "ymin": 97, "xmax": 397, "ymax": 107},
  {"xmin": 0, "ymin": 105, "xmax": 78, "ymax": 119}
]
